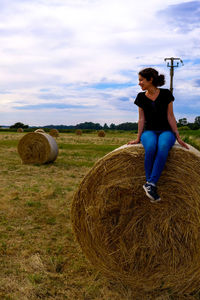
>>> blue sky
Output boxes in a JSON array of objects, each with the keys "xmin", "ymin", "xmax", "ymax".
[{"xmin": 0, "ymin": 0, "xmax": 200, "ymax": 126}]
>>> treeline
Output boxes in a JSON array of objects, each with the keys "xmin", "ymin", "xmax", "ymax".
[
  {"xmin": 2, "ymin": 117, "xmax": 200, "ymax": 132},
  {"xmin": 6, "ymin": 121, "xmax": 139, "ymax": 131},
  {"xmin": 44, "ymin": 116, "xmax": 200, "ymax": 130},
  {"xmin": 44, "ymin": 122, "xmax": 139, "ymax": 131}
]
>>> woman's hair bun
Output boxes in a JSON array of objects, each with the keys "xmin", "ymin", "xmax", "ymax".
[
  {"xmin": 139, "ymin": 68, "xmax": 165, "ymax": 87},
  {"xmin": 157, "ymin": 74, "xmax": 165, "ymax": 87}
]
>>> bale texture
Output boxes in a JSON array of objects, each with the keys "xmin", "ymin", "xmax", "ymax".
[
  {"xmin": 75, "ymin": 129, "xmax": 82, "ymax": 136},
  {"xmin": 18, "ymin": 132, "xmax": 58, "ymax": 164},
  {"xmin": 71, "ymin": 144, "xmax": 200, "ymax": 297},
  {"xmin": 49, "ymin": 129, "xmax": 59, "ymax": 137},
  {"xmin": 34, "ymin": 128, "xmax": 45, "ymax": 133},
  {"xmin": 17, "ymin": 128, "xmax": 24, "ymax": 133},
  {"xmin": 98, "ymin": 130, "xmax": 106, "ymax": 137}
]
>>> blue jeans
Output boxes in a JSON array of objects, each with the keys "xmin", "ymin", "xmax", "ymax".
[{"xmin": 141, "ymin": 130, "xmax": 176, "ymax": 184}]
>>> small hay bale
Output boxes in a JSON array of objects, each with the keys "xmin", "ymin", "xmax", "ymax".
[
  {"xmin": 49, "ymin": 128, "xmax": 59, "ymax": 137},
  {"xmin": 98, "ymin": 130, "xmax": 106, "ymax": 137},
  {"xmin": 75, "ymin": 129, "xmax": 82, "ymax": 136},
  {"xmin": 71, "ymin": 143, "xmax": 200, "ymax": 297},
  {"xmin": 18, "ymin": 132, "xmax": 58, "ymax": 164},
  {"xmin": 17, "ymin": 128, "xmax": 24, "ymax": 133},
  {"xmin": 34, "ymin": 128, "xmax": 45, "ymax": 133}
]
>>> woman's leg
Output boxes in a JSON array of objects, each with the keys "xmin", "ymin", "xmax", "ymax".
[
  {"xmin": 141, "ymin": 130, "xmax": 158, "ymax": 182},
  {"xmin": 148, "ymin": 131, "xmax": 176, "ymax": 184}
]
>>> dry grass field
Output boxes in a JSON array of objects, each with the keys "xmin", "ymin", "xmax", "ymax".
[{"xmin": 0, "ymin": 131, "xmax": 199, "ymax": 300}]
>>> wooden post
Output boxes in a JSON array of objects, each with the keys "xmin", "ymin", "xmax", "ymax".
[{"xmin": 164, "ymin": 57, "xmax": 184, "ymax": 94}]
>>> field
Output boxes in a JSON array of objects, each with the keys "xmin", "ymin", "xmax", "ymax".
[{"xmin": 0, "ymin": 130, "xmax": 199, "ymax": 300}]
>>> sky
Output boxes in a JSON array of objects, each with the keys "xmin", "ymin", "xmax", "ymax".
[{"xmin": 0, "ymin": 0, "xmax": 200, "ymax": 126}]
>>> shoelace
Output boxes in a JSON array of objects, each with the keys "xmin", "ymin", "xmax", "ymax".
[{"xmin": 147, "ymin": 185, "xmax": 157, "ymax": 192}]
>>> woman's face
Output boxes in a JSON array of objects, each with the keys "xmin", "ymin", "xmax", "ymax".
[{"xmin": 138, "ymin": 75, "xmax": 153, "ymax": 90}]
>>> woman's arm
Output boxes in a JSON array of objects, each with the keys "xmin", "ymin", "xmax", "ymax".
[
  {"xmin": 167, "ymin": 102, "xmax": 189, "ymax": 149},
  {"xmin": 128, "ymin": 108, "xmax": 145, "ymax": 144}
]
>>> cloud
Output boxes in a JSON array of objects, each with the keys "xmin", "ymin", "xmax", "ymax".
[
  {"xmin": 0, "ymin": 0, "xmax": 199, "ymax": 125},
  {"xmin": 119, "ymin": 97, "xmax": 130, "ymax": 102},
  {"xmin": 13, "ymin": 103, "xmax": 91, "ymax": 110},
  {"xmin": 88, "ymin": 82, "xmax": 133, "ymax": 90},
  {"xmin": 158, "ymin": 1, "xmax": 200, "ymax": 32},
  {"xmin": 39, "ymin": 94, "xmax": 66, "ymax": 100},
  {"xmin": 194, "ymin": 79, "xmax": 200, "ymax": 87}
]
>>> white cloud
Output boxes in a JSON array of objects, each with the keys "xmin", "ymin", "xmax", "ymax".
[{"xmin": 0, "ymin": 0, "xmax": 199, "ymax": 125}]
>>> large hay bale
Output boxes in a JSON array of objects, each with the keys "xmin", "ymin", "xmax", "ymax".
[
  {"xmin": 75, "ymin": 129, "xmax": 82, "ymax": 136},
  {"xmin": 98, "ymin": 130, "xmax": 106, "ymax": 137},
  {"xmin": 71, "ymin": 144, "xmax": 200, "ymax": 297},
  {"xmin": 17, "ymin": 128, "xmax": 24, "ymax": 133},
  {"xmin": 18, "ymin": 132, "xmax": 58, "ymax": 164},
  {"xmin": 49, "ymin": 128, "xmax": 59, "ymax": 137},
  {"xmin": 34, "ymin": 128, "xmax": 45, "ymax": 133}
]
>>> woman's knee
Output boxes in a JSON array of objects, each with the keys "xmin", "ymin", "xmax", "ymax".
[
  {"xmin": 158, "ymin": 131, "xmax": 176, "ymax": 149},
  {"xmin": 158, "ymin": 132, "xmax": 176, "ymax": 153},
  {"xmin": 141, "ymin": 131, "xmax": 157, "ymax": 146}
]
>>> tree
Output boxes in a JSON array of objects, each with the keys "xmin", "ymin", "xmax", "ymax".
[
  {"xmin": 75, "ymin": 122, "xmax": 102, "ymax": 130},
  {"xmin": 178, "ymin": 118, "xmax": 187, "ymax": 126},
  {"xmin": 10, "ymin": 122, "xmax": 29, "ymax": 129},
  {"xmin": 194, "ymin": 116, "xmax": 200, "ymax": 125},
  {"xmin": 103, "ymin": 123, "xmax": 109, "ymax": 130},
  {"xmin": 110, "ymin": 123, "xmax": 116, "ymax": 130},
  {"xmin": 116, "ymin": 122, "xmax": 138, "ymax": 131}
]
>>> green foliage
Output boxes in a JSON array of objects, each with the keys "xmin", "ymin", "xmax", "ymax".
[
  {"xmin": 178, "ymin": 123, "xmax": 200, "ymax": 130},
  {"xmin": 103, "ymin": 123, "xmax": 109, "ymax": 129},
  {"xmin": 178, "ymin": 118, "xmax": 188, "ymax": 126},
  {"xmin": 75, "ymin": 122, "xmax": 102, "ymax": 130},
  {"xmin": 188, "ymin": 123, "xmax": 200, "ymax": 130},
  {"xmin": 1, "ymin": 116, "xmax": 200, "ymax": 133},
  {"xmin": 28, "ymin": 273, "xmax": 43, "ymax": 284},
  {"xmin": 195, "ymin": 116, "xmax": 200, "ymax": 125},
  {"xmin": 10, "ymin": 122, "xmax": 29, "ymax": 129},
  {"xmin": 178, "ymin": 126, "xmax": 190, "ymax": 131},
  {"xmin": 116, "ymin": 122, "xmax": 138, "ymax": 131},
  {"xmin": 26, "ymin": 201, "xmax": 42, "ymax": 208}
]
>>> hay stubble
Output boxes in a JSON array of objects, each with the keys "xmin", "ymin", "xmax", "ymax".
[{"xmin": 1, "ymin": 131, "xmax": 145, "ymax": 300}]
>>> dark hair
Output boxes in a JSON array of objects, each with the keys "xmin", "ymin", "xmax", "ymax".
[{"xmin": 139, "ymin": 68, "xmax": 165, "ymax": 87}]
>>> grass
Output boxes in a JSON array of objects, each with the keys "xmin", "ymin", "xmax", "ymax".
[
  {"xmin": 0, "ymin": 131, "xmax": 199, "ymax": 300},
  {"xmin": 180, "ymin": 129, "xmax": 200, "ymax": 150}
]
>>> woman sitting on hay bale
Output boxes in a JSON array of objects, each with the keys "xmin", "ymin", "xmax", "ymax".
[{"xmin": 128, "ymin": 67, "xmax": 189, "ymax": 202}]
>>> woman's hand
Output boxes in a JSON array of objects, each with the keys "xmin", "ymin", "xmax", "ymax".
[
  {"xmin": 176, "ymin": 136, "xmax": 189, "ymax": 149},
  {"xmin": 127, "ymin": 138, "xmax": 140, "ymax": 145}
]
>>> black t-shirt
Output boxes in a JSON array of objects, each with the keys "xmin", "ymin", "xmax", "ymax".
[{"xmin": 134, "ymin": 88, "xmax": 174, "ymax": 131}]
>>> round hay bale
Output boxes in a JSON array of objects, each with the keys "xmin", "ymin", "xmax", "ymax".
[
  {"xmin": 71, "ymin": 143, "xmax": 200, "ymax": 296},
  {"xmin": 17, "ymin": 128, "xmax": 24, "ymax": 133},
  {"xmin": 75, "ymin": 129, "xmax": 82, "ymax": 136},
  {"xmin": 98, "ymin": 130, "xmax": 106, "ymax": 137},
  {"xmin": 49, "ymin": 129, "xmax": 59, "ymax": 137},
  {"xmin": 18, "ymin": 132, "xmax": 58, "ymax": 164},
  {"xmin": 34, "ymin": 128, "xmax": 45, "ymax": 133}
]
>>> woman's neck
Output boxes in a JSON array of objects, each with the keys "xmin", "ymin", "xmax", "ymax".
[{"xmin": 146, "ymin": 86, "xmax": 159, "ymax": 95}]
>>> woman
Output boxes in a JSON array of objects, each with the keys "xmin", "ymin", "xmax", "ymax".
[{"xmin": 128, "ymin": 68, "xmax": 189, "ymax": 202}]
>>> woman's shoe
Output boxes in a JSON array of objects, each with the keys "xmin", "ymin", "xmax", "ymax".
[{"xmin": 143, "ymin": 183, "xmax": 161, "ymax": 203}]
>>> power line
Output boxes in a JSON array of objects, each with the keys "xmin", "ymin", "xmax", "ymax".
[{"xmin": 164, "ymin": 57, "xmax": 184, "ymax": 94}]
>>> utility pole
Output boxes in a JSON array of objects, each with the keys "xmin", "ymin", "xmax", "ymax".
[{"xmin": 164, "ymin": 57, "xmax": 184, "ymax": 94}]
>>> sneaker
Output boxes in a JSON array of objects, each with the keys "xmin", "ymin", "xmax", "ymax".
[{"xmin": 143, "ymin": 183, "xmax": 161, "ymax": 203}]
